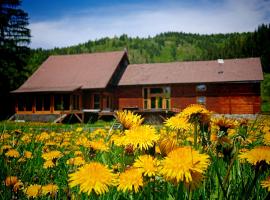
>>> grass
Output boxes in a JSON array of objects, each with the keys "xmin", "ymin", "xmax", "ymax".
[{"xmin": 0, "ymin": 107, "xmax": 270, "ymax": 199}]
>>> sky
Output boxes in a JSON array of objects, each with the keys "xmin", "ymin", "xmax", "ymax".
[{"xmin": 21, "ymin": 0, "xmax": 270, "ymax": 49}]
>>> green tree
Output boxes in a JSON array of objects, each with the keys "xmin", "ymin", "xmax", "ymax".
[{"xmin": 0, "ymin": 0, "xmax": 31, "ymax": 119}]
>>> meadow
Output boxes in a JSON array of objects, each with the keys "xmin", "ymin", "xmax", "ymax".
[{"xmin": 1, "ymin": 104, "xmax": 270, "ymax": 200}]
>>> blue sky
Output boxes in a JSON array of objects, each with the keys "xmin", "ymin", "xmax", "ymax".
[{"xmin": 22, "ymin": 0, "xmax": 270, "ymax": 49}]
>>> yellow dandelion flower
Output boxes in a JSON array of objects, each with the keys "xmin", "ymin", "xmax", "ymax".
[
  {"xmin": 160, "ymin": 146, "xmax": 210, "ymax": 183},
  {"xmin": 261, "ymin": 176, "xmax": 270, "ymax": 191},
  {"xmin": 74, "ymin": 151, "xmax": 83, "ymax": 156},
  {"xmin": 21, "ymin": 134, "xmax": 32, "ymax": 144},
  {"xmin": 180, "ymin": 104, "xmax": 211, "ymax": 124},
  {"xmin": 239, "ymin": 146, "xmax": 270, "ymax": 165},
  {"xmin": 76, "ymin": 127, "xmax": 83, "ymax": 132},
  {"xmin": 35, "ymin": 132, "xmax": 50, "ymax": 142},
  {"xmin": 116, "ymin": 110, "xmax": 144, "ymax": 129},
  {"xmin": 211, "ymin": 117, "xmax": 237, "ymax": 132},
  {"xmin": 24, "ymin": 184, "xmax": 42, "ymax": 198},
  {"xmin": 5, "ymin": 176, "xmax": 23, "ymax": 192},
  {"xmin": 42, "ymin": 184, "xmax": 59, "ymax": 196},
  {"xmin": 89, "ymin": 140, "xmax": 109, "ymax": 152},
  {"xmin": 0, "ymin": 133, "xmax": 11, "ymax": 140},
  {"xmin": 42, "ymin": 150, "xmax": 63, "ymax": 161},
  {"xmin": 164, "ymin": 115, "xmax": 192, "ymax": 131},
  {"xmin": 158, "ymin": 137, "xmax": 178, "ymax": 156},
  {"xmin": 44, "ymin": 160, "xmax": 56, "ymax": 169},
  {"xmin": 75, "ymin": 136, "xmax": 91, "ymax": 148},
  {"xmin": 90, "ymin": 128, "xmax": 107, "ymax": 139},
  {"xmin": 0, "ymin": 144, "xmax": 12, "ymax": 153},
  {"xmin": 24, "ymin": 151, "xmax": 33, "ymax": 159},
  {"xmin": 121, "ymin": 125, "xmax": 159, "ymax": 151},
  {"xmin": 117, "ymin": 168, "xmax": 143, "ymax": 193},
  {"xmin": 66, "ymin": 157, "xmax": 85, "ymax": 166},
  {"xmin": 5, "ymin": 149, "xmax": 20, "ymax": 158},
  {"xmin": 69, "ymin": 162, "xmax": 116, "ymax": 195},
  {"xmin": 263, "ymin": 133, "xmax": 270, "ymax": 146},
  {"xmin": 133, "ymin": 155, "xmax": 160, "ymax": 177}
]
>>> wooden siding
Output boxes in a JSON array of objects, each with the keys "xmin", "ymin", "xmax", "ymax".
[
  {"xmin": 117, "ymin": 86, "xmax": 143, "ymax": 110},
  {"xmin": 117, "ymin": 82, "xmax": 261, "ymax": 114}
]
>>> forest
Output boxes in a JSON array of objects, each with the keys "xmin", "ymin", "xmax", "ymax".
[{"xmin": 25, "ymin": 24, "xmax": 270, "ymax": 113}]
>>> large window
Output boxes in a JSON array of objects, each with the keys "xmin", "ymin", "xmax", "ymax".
[
  {"xmin": 143, "ymin": 87, "xmax": 171, "ymax": 110},
  {"xmin": 93, "ymin": 94, "xmax": 100, "ymax": 109}
]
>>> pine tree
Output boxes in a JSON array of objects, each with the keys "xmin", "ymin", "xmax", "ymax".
[{"xmin": 0, "ymin": 0, "xmax": 31, "ymax": 119}]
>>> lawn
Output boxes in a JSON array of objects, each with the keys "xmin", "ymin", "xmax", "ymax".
[{"xmin": 1, "ymin": 105, "xmax": 270, "ymax": 199}]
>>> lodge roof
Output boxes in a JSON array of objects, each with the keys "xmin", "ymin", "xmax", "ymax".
[
  {"xmin": 118, "ymin": 57, "xmax": 263, "ymax": 86},
  {"xmin": 12, "ymin": 51, "xmax": 126, "ymax": 93}
]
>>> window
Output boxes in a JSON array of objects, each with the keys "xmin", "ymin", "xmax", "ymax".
[
  {"xmin": 44, "ymin": 95, "xmax": 51, "ymax": 111},
  {"xmin": 143, "ymin": 86, "xmax": 171, "ymax": 110},
  {"xmin": 196, "ymin": 84, "xmax": 207, "ymax": 92},
  {"xmin": 54, "ymin": 95, "xmax": 62, "ymax": 110},
  {"xmin": 36, "ymin": 95, "xmax": 43, "ymax": 111},
  {"xmin": 197, "ymin": 96, "xmax": 206, "ymax": 105},
  {"xmin": 93, "ymin": 94, "xmax": 100, "ymax": 109},
  {"xmin": 18, "ymin": 96, "xmax": 25, "ymax": 111},
  {"xmin": 63, "ymin": 94, "xmax": 70, "ymax": 110},
  {"xmin": 150, "ymin": 88, "xmax": 163, "ymax": 94},
  {"xmin": 73, "ymin": 95, "xmax": 80, "ymax": 110}
]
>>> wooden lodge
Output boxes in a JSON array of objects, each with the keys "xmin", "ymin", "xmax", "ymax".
[{"xmin": 11, "ymin": 51, "xmax": 264, "ymax": 122}]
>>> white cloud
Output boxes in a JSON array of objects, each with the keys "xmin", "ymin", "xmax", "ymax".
[{"xmin": 29, "ymin": 0, "xmax": 270, "ymax": 49}]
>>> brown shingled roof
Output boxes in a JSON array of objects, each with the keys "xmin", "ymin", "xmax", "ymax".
[
  {"xmin": 118, "ymin": 58, "xmax": 263, "ymax": 86},
  {"xmin": 13, "ymin": 51, "xmax": 126, "ymax": 93}
]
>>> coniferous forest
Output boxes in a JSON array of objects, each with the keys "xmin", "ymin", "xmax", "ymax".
[{"xmin": 0, "ymin": 0, "xmax": 270, "ymax": 119}]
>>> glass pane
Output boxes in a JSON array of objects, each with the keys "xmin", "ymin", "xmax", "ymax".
[
  {"xmin": 25, "ymin": 96, "xmax": 33, "ymax": 111},
  {"xmin": 94, "ymin": 94, "xmax": 100, "ymax": 109},
  {"xmin": 143, "ymin": 88, "xmax": 148, "ymax": 99},
  {"xmin": 158, "ymin": 97, "xmax": 162, "ymax": 108},
  {"xmin": 54, "ymin": 95, "xmax": 62, "ymax": 110},
  {"xmin": 144, "ymin": 100, "xmax": 148, "ymax": 109},
  {"xmin": 166, "ymin": 99, "xmax": 170, "ymax": 109},
  {"xmin": 63, "ymin": 94, "xmax": 70, "ymax": 110},
  {"xmin": 151, "ymin": 97, "xmax": 156, "ymax": 108},
  {"xmin": 44, "ymin": 95, "xmax": 50, "ymax": 110},
  {"xmin": 18, "ymin": 96, "xmax": 25, "ymax": 111},
  {"xmin": 36, "ymin": 95, "xmax": 43, "ymax": 111},
  {"xmin": 196, "ymin": 84, "xmax": 207, "ymax": 92},
  {"xmin": 150, "ymin": 88, "xmax": 163, "ymax": 94},
  {"xmin": 197, "ymin": 96, "xmax": 206, "ymax": 104}
]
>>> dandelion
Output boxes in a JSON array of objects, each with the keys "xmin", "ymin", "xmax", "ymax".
[
  {"xmin": 158, "ymin": 137, "xmax": 178, "ymax": 156},
  {"xmin": 261, "ymin": 176, "xmax": 270, "ymax": 191},
  {"xmin": 42, "ymin": 150, "xmax": 63, "ymax": 161},
  {"xmin": 211, "ymin": 116, "xmax": 237, "ymax": 132},
  {"xmin": 116, "ymin": 110, "xmax": 144, "ymax": 129},
  {"xmin": 44, "ymin": 160, "xmax": 56, "ymax": 169},
  {"xmin": 5, "ymin": 149, "xmax": 20, "ymax": 158},
  {"xmin": 164, "ymin": 115, "xmax": 192, "ymax": 131},
  {"xmin": 5, "ymin": 176, "xmax": 23, "ymax": 192},
  {"xmin": 24, "ymin": 184, "xmax": 42, "ymax": 198},
  {"xmin": 69, "ymin": 162, "xmax": 116, "ymax": 195},
  {"xmin": 74, "ymin": 151, "xmax": 83, "ymax": 156},
  {"xmin": 180, "ymin": 104, "xmax": 211, "ymax": 124},
  {"xmin": 133, "ymin": 155, "xmax": 160, "ymax": 177},
  {"xmin": 35, "ymin": 132, "xmax": 50, "ymax": 142},
  {"xmin": 239, "ymin": 146, "xmax": 270, "ymax": 165},
  {"xmin": 24, "ymin": 151, "xmax": 33, "ymax": 159},
  {"xmin": 0, "ymin": 144, "xmax": 12, "ymax": 153},
  {"xmin": 263, "ymin": 133, "xmax": 270, "ymax": 146},
  {"xmin": 66, "ymin": 157, "xmax": 85, "ymax": 166},
  {"xmin": 42, "ymin": 184, "xmax": 59, "ymax": 196},
  {"xmin": 117, "ymin": 168, "xmax": 143, "ymax": 193},
  {"xmin": 89, "ymin": 139, "xmax": 109, "ymax": 152},
  {"xmin": 76, "ymin": 127, "xmax": 83, "ymax": 132},
  {"xmin": 160, "ymin": 146, "xmax": 210, "ymax": 183},
  {"xmin": 121, "ymin": 125, "xmax": 159, "ymax": 151}
]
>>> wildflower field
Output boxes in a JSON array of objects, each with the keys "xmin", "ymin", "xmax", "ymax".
[{"xmin": 1, "ymin": 105, "xmax": 270, "ymax": 200}]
